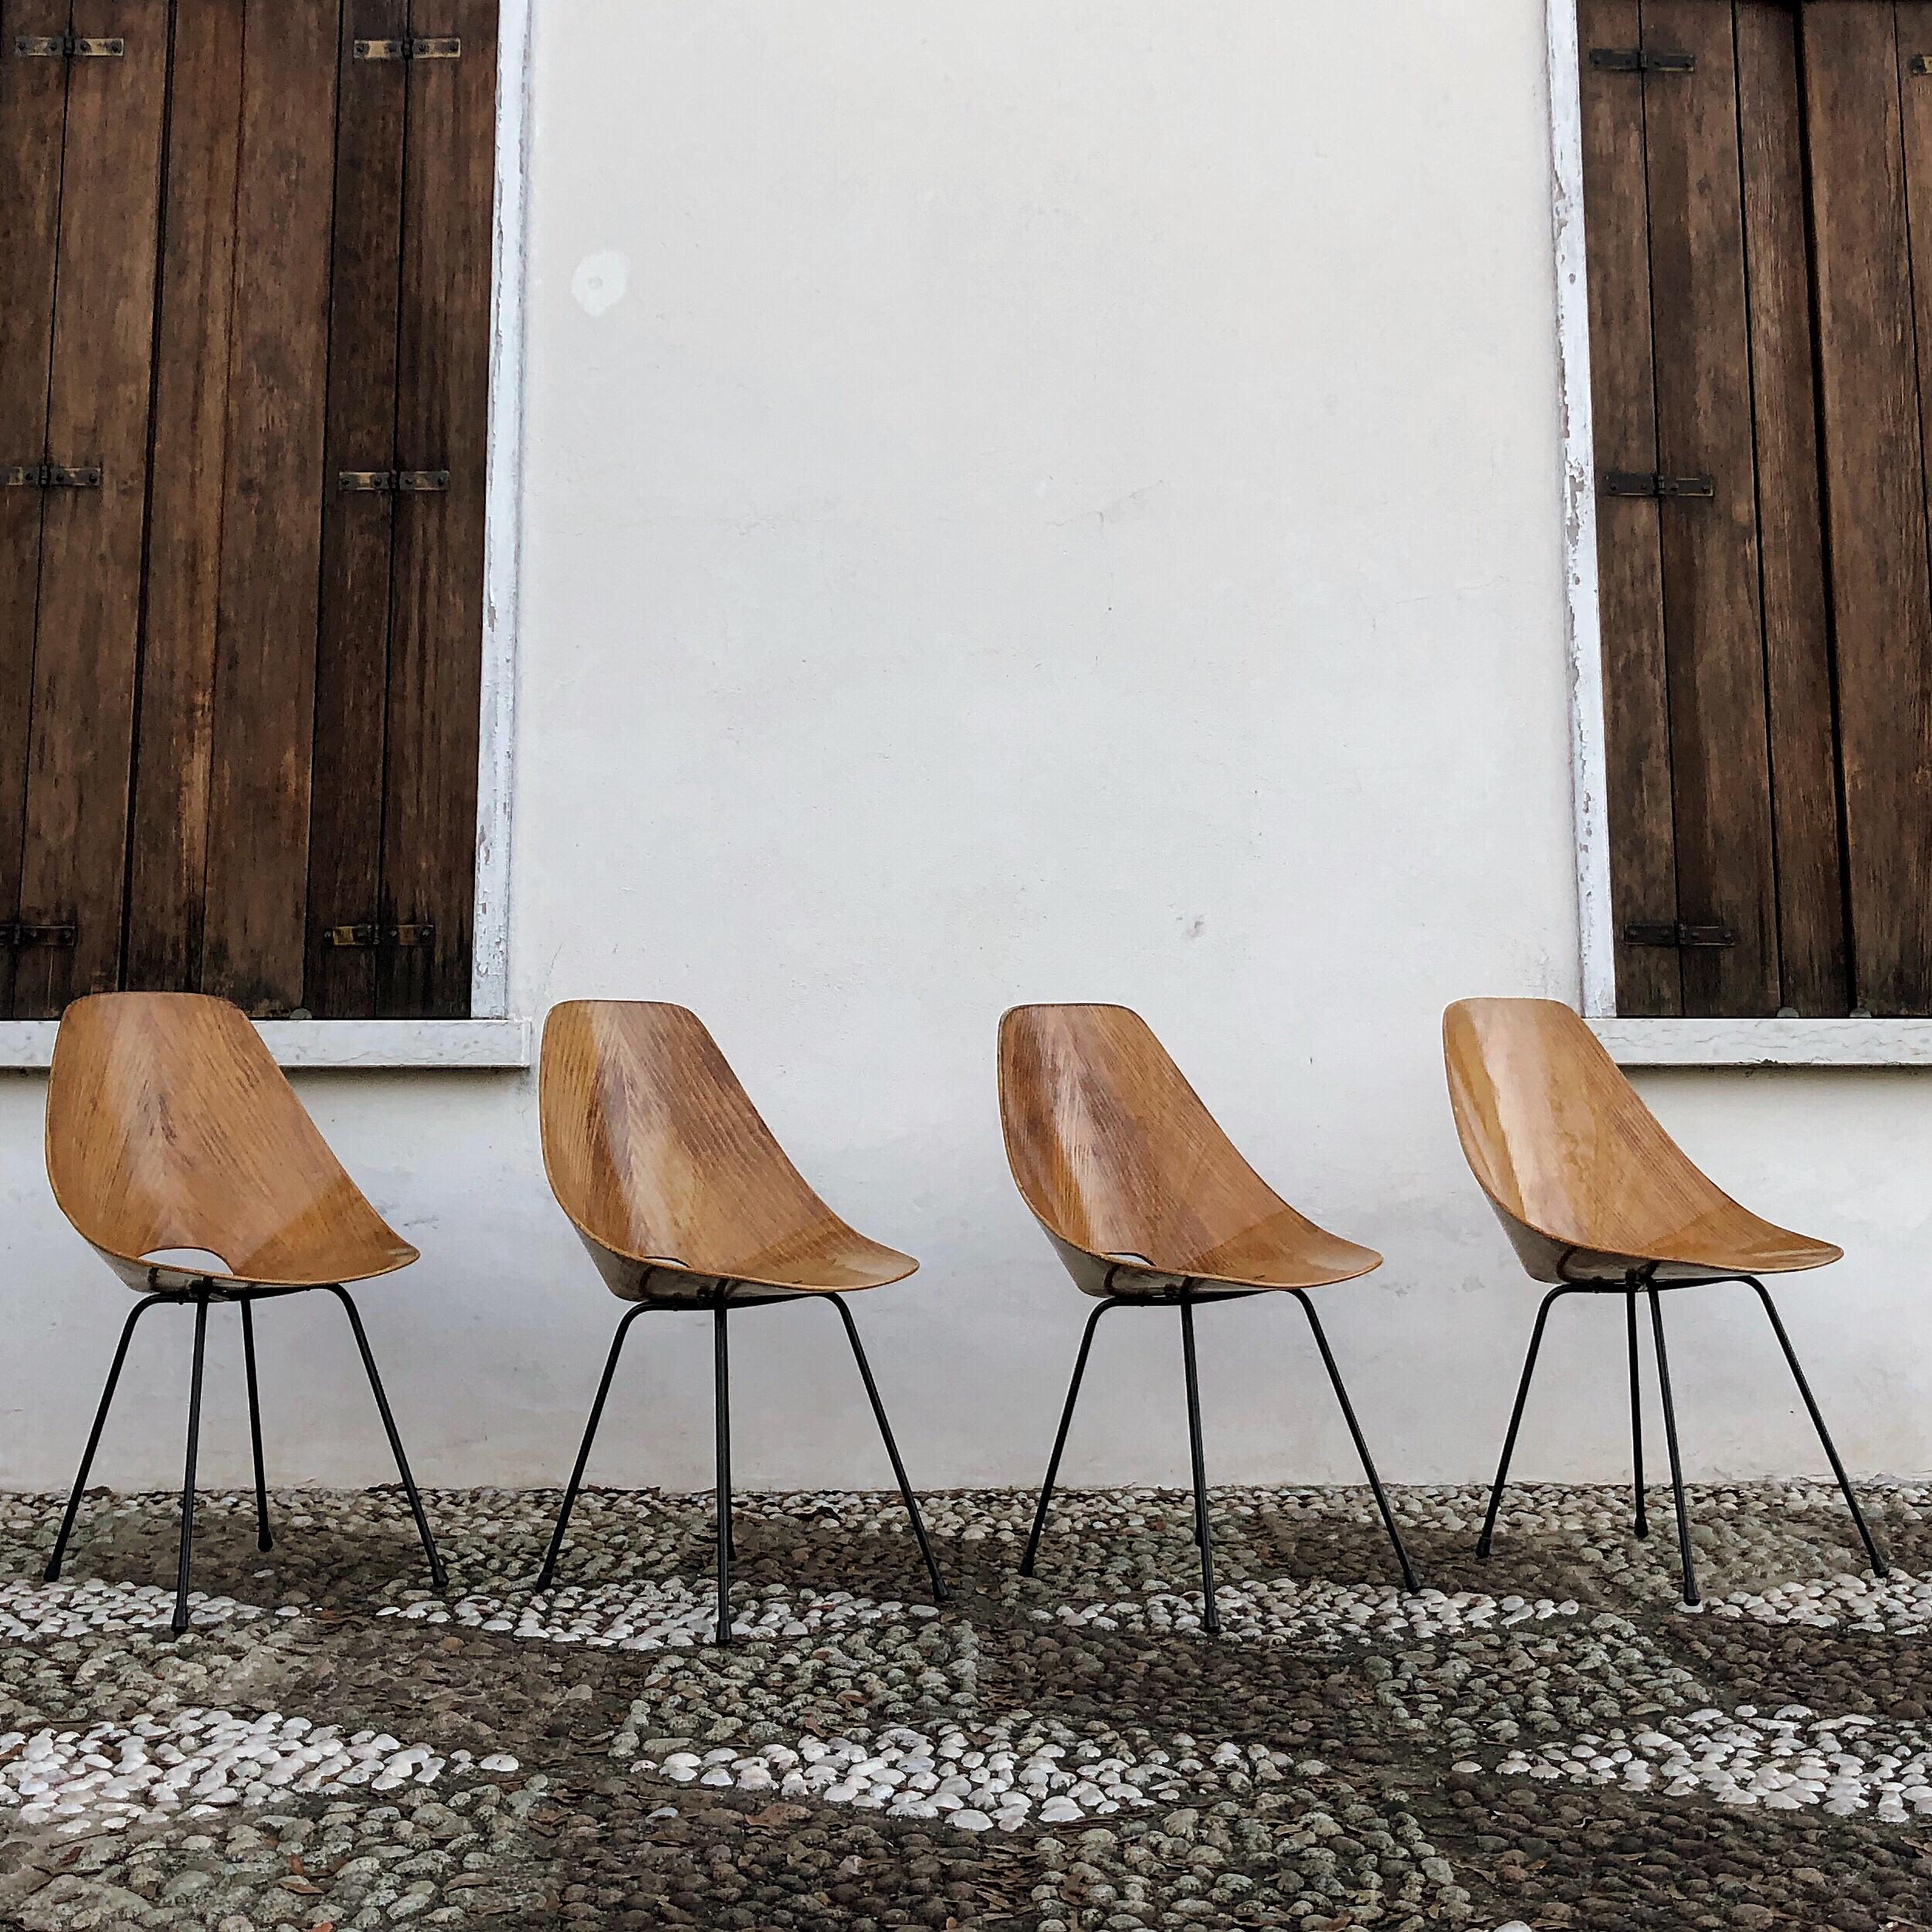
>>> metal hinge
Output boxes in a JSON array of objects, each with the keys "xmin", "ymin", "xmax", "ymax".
[
  {"xmin": 325, "ymin": 923, "xmax": 435, "ymax": 949},
  {"xmin": 0, "ymin": 920, "xmax": 76, "ymax": 948},
  {"xmin": 2, "ymin": 463, "xmax": 101, "ymax": 490},
  {"xmin": 1602, "ymin": 470, "xmax": 1714, "ymax": 500},
  {"xmin": 1911, "ymin": 55, "xmax": 1932, "ymax": 76},
  {"xmin": 1588, "ymin": 46, "xmax": 1695, "ymax": 75},
  {"xmin": 353, "ymin": 36, "xmax": 459, "ymax": 60},
  {"xmin": 337, "ymin": 469, "xmax": 449, "ymax": 493},
  {"xmin": 13, "ymin": 32, "xmax": 124, "ymax": 57},
  {"xmin": 1622, "ymin": 921, "xmax": 1737, "ymax": 950}
]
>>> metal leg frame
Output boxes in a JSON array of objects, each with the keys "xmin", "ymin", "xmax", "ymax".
[
  {"xmin": 1290, "ymin": 1291, "xmax": 1419, "ymax": 1592},
  {"xmin": 1019, "ymin": 1299, "xmax": 1122, "ymax": 1578},
  {"xmin": 1625, "ymin": 1289, "xmax": 1648, "ymax": 1539},
  {"xmin": 1644, "ymin": 1284, "xmax": 1698, "ymax": 1606},
  {"xmin": 713, "ymin": 1303, "xmax": 734, "ymax": 1646},
  {"xmin": 1178, "ymin": 1297, "xmax": 1219, "ymax": 1634},
  {"xmin": 826, "ymin": 1294, "xmax": 949, "ymax": 1605},
  {"xmin": 534, "ymin": 1302, "xmax": 652, "ymax": 1591},
  {"xmin": 174, "ymin": 1297, "xmax": 211, "ymax": 1635},
  {"xmin": 241, "ymin": 1299, "xmax": 273, "ymax": 1553},
  {"xmin": 1476, "ymin": 1285, "xmax": 1578, "ymax": 1561}
]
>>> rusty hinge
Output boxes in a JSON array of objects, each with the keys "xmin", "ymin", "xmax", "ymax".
[
  {"xmin": 3, "ymin": 463, "xmax": 101, "ymax": 490},
  {"xmin": 1622, "ymin": 920, "xmax": 1737, "ymax": 950},
  {"xmin": 14, "ymin": 32, "xmax": 124, "ymax": 57},
  {"xmin": 353, "ymin": 36, "xmax": 459, "ymax": 60},
  {"xmin": 325, "ymin": 923, "xmax": 435, "ymax": 949},
  {"xmin": 1602, "ymin": 470, "xmax": 1714, "ymax": 501},
  {"xmin": 1911, "ymin": 54, "xmax": 1932, "ymax": 76},
  {"xmin": 0, "ymin": 920, "xmax": 76, "ymax": 948},
  {"xmin": 338, "ymin": 469, "xmax": 449, "ymax": 493},
  {"xmin": 1588, "ymin": 46, "xmax": 1695, "ymax": 75}
]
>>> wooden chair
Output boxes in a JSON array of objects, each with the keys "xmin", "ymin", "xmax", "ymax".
[
  {"xmin": 43, "ymin": 994, "xmax": 445, "ymax": 1634},
  {"xmin": 998, "ymin": 1004, "xmax": 1417, "ymax": 1632},
  {"xmin": 1444, "ymin": 996, "xmax": 1886, "ymax": 1605},
  {"xmin": 534, "ymin": 1001, "xmax": 947, "ymax": 1642}
]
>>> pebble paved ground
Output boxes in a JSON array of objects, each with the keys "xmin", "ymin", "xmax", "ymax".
[{"xmin": 0, "ymin": 1480, "xmax": 1927, "ymax": 1929}]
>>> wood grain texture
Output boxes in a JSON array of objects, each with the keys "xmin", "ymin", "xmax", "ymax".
[
  {"xmin": 997, "ymin": 1004, "xmax": 1381, "ymax": 1300},
  {"xmin": 46, "ymin": 991, "xmax": 417, "ymax": 1292},
  {"xmin": 12, "ymin": 0, "xmax": 170, "ymax": 1019},
  {"xmin": 123, "ymin": 0, "xmax": 246, "ymax": 993},
  {"xmin": 1443, "ymin": 996, "xmax": 1840, "ymax": 1283},
  {"xmin": 378, "ymin": 0, "xmax": 496, "ymax": 1019},
  {"xmin": 199, "ymin": 0, "xmax": 344, "ymax": 1014},
  {"xmin": 1580, "ymin": 0, "xmax": 1681, "ymax": 1018},
  {"xmin": 1736, "ymin": 0, "xmax": 1849, "ymax": 1017},
  {"xmin": 0, "ymin": 0, "xmax": 73, "ymax": 1021},
  {"xmin": 1640, "ymin": 0, "xmax": 1780, "ymax": 1017},
  {"xmin": 304, "ymin": 0, "xmax": 411, "ymax": 1019},
  {"xmin": 1803, "ymin": 0, "xmax": 1932, "ymax": 1013},
  {"xmin": 540, "ymin": 1001, "xmax": 919, "ymax": 1302}
]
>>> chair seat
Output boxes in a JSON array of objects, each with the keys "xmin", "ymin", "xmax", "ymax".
[
  {"xmin": 1530, "ymin": 1212, "xmax": 1842, "ymax": 1286},
  {"xmin": 587, "ymin": 1225, "xmax": 919, "ymax": 1303},
  {"xmin": 104, "ymin": 1244, "xmax": 419, "ymax": 1297},
  {"xmin": 1087, "ymin": 1211, "xmax": 1383, "ymax": 1298}
]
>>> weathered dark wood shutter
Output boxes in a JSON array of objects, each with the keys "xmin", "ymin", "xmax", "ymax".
[
  {"xmin": 0, "ymin": 0, "xmax": 494, "ymax": 1021},
  {"xmin": 1582, "ymin": 0, "xmax": 1932, "ymax": 1018}
]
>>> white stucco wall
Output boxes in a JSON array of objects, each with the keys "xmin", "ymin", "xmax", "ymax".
[{"xmin": 1, "ymin": 0, "xmax": 1924, "ymax": 1500}]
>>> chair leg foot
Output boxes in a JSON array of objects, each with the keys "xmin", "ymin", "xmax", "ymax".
[
  {"xmin": 828, "ymin": 1296, "xmax": 949, "ymax": 1605},
  {"xmin": 240, "ymin": 1299, "xmax": 273, "ymax": 1554},
  {"xmin": 1019, "ymin": 1300, "xmax": 1115, "ymax": 1580},
  {"xmin": 324, "ymin": 1286, "xmax": 446, "ymax": 1593},
  {"xmin": 172, "ymin": 1296, "xmax": 211, "ymax": 1638},
  {"xmin": 1476, "ymin": 1287, "xmax": 1572, "ymax": 1561},
  {"xmin": 46, "ymin": 1293, "xmax": 164, "ymax": 1584},
  {"xmin": 713, "ymin": 1304, "xmax": 734, "ymax": 1646},
  {"xmin": 1744, "ymin": 1276, "xmax": 1889, "ymax": 1578},
  {"xmin": 1293, "ymin": 1293, "xmax": 1419, "ymax": 1594},
  {"xmin": 1179, "ymin": 1300, "xmax": 1220, "ymax": 1635},
  {"xmin": 535, "ymin": 1304, "xmax": 649, "ymax": 1593},
  {"xmin": 1645, "ymin": 1286, "xmax": 1699, "ymax": 1608}
]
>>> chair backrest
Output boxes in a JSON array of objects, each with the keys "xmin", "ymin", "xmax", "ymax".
[
  {"xmin": 997, "ymin": 1002, "xmax": 1293, "ymax": 1269},
  {"xmin": 46, "ymin": 992, "xmax": 411, "ymax": 1285},
  {"xmin": 539, "ymin": 1001, "xmax": 836, "ymax": 1272},
  {"xmin": 1442, "ymin": 995, "xmax": 1743, "ymax": 1268}
]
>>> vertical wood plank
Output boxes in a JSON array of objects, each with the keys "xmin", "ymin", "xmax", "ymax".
[
  {"xmin": 1736, "ymin": 1, "xmax": 1848, "ymax": 1015},
  {"xmin": 1580, "ymin": 0, "xmax": 1681, "ymax": 1016},
  {"xmin": 380, "ymin": 0, "xmax": 496, "ymax": 1018},
  {"xmin": 198, "ymin": 0, "xmax": 343, "ymax": 1014},
  {"xmin": 304, "ymin": 0, "xmax": 411, "ymax": 1019},
  {"xmin": 1639, "ymin": 0, "xmax": 1781, "ymax": 1018},
  {"xmin": 123, "ymin": 0, "xmax": 246, "ymax": 992},
  {"xmin": 0, "ymin": 0, "xmax": 73, "ymax": 1021},
  {"xmin": 12, "ymin": 0, "xmax": 170, "ymax": 1019},
  {"xmin": 1804, "ymin": 1, "xmax": 1932, "ymax": 1014}
]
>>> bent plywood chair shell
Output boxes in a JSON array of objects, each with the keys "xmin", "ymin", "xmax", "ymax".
[
  {"xmin": 1442, "ymin": 996, "xmax": 1840, "ymax": 1283},
  {"xmin": 997, "ymin": 1003, "xmax": 1381, "ymax": 1296},
  {"xmin": 539, "ymin": 1001, "xmax": 917, "ymax": 1300},
  {"xmin": 46, "ymin": 993, "xmax": 417, "ymax": 1293}
]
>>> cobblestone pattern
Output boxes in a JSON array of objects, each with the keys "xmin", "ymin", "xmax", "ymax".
[{"xmin": 0, "ymin": 1480, "xmax": 1925, "ymax": 1929}]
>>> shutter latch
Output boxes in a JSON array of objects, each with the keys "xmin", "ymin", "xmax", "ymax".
[
  {"xmin": 338, "ymin": 469, "xmax": 449, "ymax": 493},
  {"xmin": 325, "ymin": 923, "xmax": 435, "ymax": 949},
  {"xmin": 1588, "ymin": 47, "xmax": 1695, "ymax": 75},
  {"xmin": 1911, "ymin": 55, "xmax": 1932, "ymax": 76},
  {"xmin": 3, "ymin": 463, "xmax": 101, "ymax": 489},
  {"xmin": 13, "ymin": 32, "xmax": 124, "ymax": 57},
  {"xmin": 0, "ymin": 921, "xmax": 76, "ymax": 947},
  {"xmin": 1602, "ymin": 470, "xmax": 1714, "ymax": 500},
  {"xmin": 1622, "ymin": 921, "xmax": 1737, "ymax": 950},
  {"xmin": 353, "ymin": 36, "xmax": 460, "ymax": 61}
]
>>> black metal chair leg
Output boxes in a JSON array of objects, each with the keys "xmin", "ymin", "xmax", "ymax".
[
  {"xmin": 713, "ymin": 1303, "xmax": 734, "ymax": 1646},
  {"xmin": 240, "ymin": 1299, "xmax": 273, "ymax": 1554},
  {"xmin": 827, "ymin": 1295, "xmax": 949, "ymax": 1605},
  {"xmin": 1291, "ymin": 1291, "xmax": 1419, "ymax": 1593},
  {"xmin": 1019, "ymin": 1299, "xmax": 1118, "ymax": 1578},
  {"xmin": 534, "ymin": 1301, "xmax": 650, "ymax": 1591},
  {"xmin": 324, "ymin": 1286, "xmax": 446, "ymax": 1591},
  {"xmin": 1178, "ymin": 1297, "xmax": 1219, "ymax": 1635},
  {"xmin": 172, "ymin": 1295, "xmax": 211, "ymax": 1636},
  {"xmin": 1743, "ymin": 1274, "xmax": 1888, "ymax": 1577},
  {"xmin": 46, "ymin": 1292, "xmax": 166, "ymax": 1582},
  {"xmin": 1476, "ymin": 1285, "xmax": 1574, "ymax": 1560},
  {"xmin": 1625, "ymin": 1286, "xmax": 1648, "ymax": 1539},
  {"xmin": 1645, "ymin": 1285, "xmax": 1699, "ymax": 1607}
]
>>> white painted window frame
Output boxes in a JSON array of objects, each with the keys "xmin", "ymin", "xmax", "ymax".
[
  {"xmin": 1547, "ymin": 0, "xmax": 1932, "ymax": 1069},
  {"xmin": 0, "ymin": 0, "xmax": 533, "ymax": 1073}
]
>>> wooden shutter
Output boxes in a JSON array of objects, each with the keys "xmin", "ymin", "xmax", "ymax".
[
  {"xmin": 0, "ymin": 1, "xmax": 496, "ymax": 1021},
  {"xmin": 1581, "ymin": 0, "xmax": 1849, "ymax": 1017}
]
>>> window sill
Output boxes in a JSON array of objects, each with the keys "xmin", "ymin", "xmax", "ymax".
[
  {"xmin": 0, "ymin": 1018, "xmax": 532, "ymax": 1071},
  {"xmin": 1591, "ymin": 1018, "xmax": 1932, "ymax": 1068}
]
